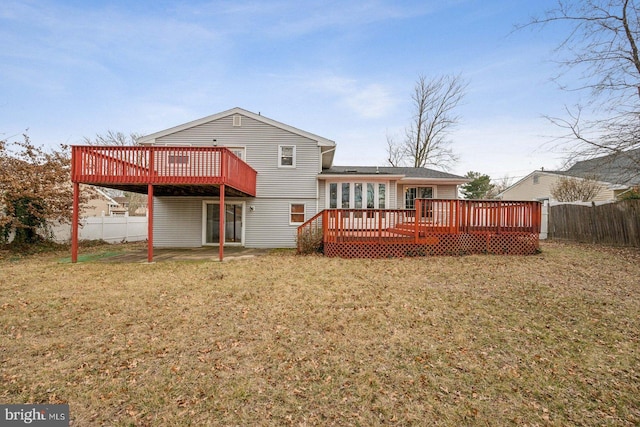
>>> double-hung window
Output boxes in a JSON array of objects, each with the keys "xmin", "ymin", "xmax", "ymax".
[
  {"xmin": 279, "ymin": 145, "xmax": 296, "ymax": 168},
  {"xmin": 290, "ymin": 203, "xmax": 305, "ymax": 224}
]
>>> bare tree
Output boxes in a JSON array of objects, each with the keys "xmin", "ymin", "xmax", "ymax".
[
  {"xmin": 82, "ymin": 130, "xmax": 141, "ymax": 146},
  {"xmin": 523, "ymin": 0, "xmax": 640, "ymax": 178},
  {"xmin": 488, "ymin": 175, "xmax": 514, "ymax": 199},
  {"xmin": 387, "ymin": 74, "xmax": 466, "ymax": 170},
  {"xmin": 550, "ymin": 176, "xmax": 602, "ymax": 202}
]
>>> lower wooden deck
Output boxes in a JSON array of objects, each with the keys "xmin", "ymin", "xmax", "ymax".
[
  {"xmin": 298, "ymin": 201, "xmax": 543, "ymax": 258},
  {"xmin": 323, "ymin": 232, "xmax": 540, "ymax": 258}
]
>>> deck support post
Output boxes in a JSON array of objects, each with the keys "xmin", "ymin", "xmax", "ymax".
[
  {"xmin": 147, "ymin": 184, "xmax": 154, "ymax": 262},
  {"xmin": 71, "ymin": 182, "xmax": 79, "ymax": 263},
  {"xmin": 219, "ymin": 184, "xmax": 225, "ymax": 262}
]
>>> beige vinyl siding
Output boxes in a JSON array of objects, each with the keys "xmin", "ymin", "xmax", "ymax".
[
  {"xmin": 318, "ymin": 182, "xmax": 326, "ymax": 210},
  {"xmin": 502, "ymin": 173, "xmax": 615, "ymax": 202},
  {"xmin": 388, "ymin": 180, "xmax": 397, "ymax": 209},
  {"xmin": 435, "ymin": 185, "xmax": 458, "ymax": 199},
  {"xmin": 153, "ymin": 197, "xmax": 202, "ymax": 247}
]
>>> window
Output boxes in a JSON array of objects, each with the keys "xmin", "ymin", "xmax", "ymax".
[
  {"xmin": 290, "ymin": 203, "xmax": 305, "ymax": 224},
  {"xmin": 327, "ymin": 182, "xmax": 387, "ymax": 209},
  {"xmin": 405, "ymin": 186, "xmax": 433, "ymax": 209},
  {"xmin": 533, "ymin": 174, "xmax": 539, "ymax": 184},
  {"xmin": 279, "ymin": 145, "xmax": 296, "ymax": 167},
  {"xmin": 329, "ymin": 183, "xmax": 338, "ymax": 208},
  {"xmin": 226, "ymin": 147, "xmax": 245, "ymax": 160},
  {"xmin": 168, "ymin": 155, "xmax": 189, "ymax": 164},
  {"xmin": 341, "ymin": 183, "xmax": 350, "ymax": 208}
]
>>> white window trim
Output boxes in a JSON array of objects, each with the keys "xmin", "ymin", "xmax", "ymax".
[
  {"xmin": 404, "ymin": 185, "xmax": 436, "ymax": 209},
  {"xmin": 326, "ymin": 181, "xmax": 388, "ymax": 209},
  {"xmin": 289, "ymin": 202, "xmax": 306, "ymax": 225},
  {"xmin": 233, "ymin": 115, "xmax": 242, "ymax": 127},
  {"xmin": 224, "ymin": 146, "xmax": 246, "ymax": 161},
  {"xmin": 278, "ymin": 145, "xmax": 296, "ymax": 168},
  {"xmin": 201, "ymin": 200, "xmax": 245, "ymax": 246}
]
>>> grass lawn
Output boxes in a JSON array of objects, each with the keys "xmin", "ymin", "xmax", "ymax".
[{"xmin": 1, "ymin": 241, "xmax": 639, "ymax": 426}]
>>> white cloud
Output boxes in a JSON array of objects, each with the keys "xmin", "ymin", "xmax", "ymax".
[{"xmin": 309, "ymin": 76, "xmax": 397, "ymax": 119}]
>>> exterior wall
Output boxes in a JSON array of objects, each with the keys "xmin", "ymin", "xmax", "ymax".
[
  {"xmin": 501, "ymin": 172, "xmax": 615, "ymax": 202},
  {"xmin": 83, "ymin": 197, "xmax": 114, "ymax": 218},
  {"xmin": 153, "ymin": 197, "xmax": 203, "ymax": 247},
  {"xmin": 244, "ymin": 197, "xmax": 316, "ymax": 248},
  {"xmin": 153, "ymin": 196, "xmax": 316, "ymax": 249},
  {"xmin": 152, "ymin": 113, "xmax": 322, "ymax": 248},
  {"xmin": 318, "ymin": 182, "xmax": 326, "ymax": 210},
  {"xmin": 155, "ymin": 114, "xmax": 320, "ymax": 198}
]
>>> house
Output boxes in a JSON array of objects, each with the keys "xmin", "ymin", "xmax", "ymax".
[
  {"xmin": 81, "ymin": 186, "xmax": 123, "ymax": 217},
  {"xmin": 136, "ymin": 108, "xmax": 468, "ymax": 248},
  {"xmin": 500, "ymin": 149, "xmax": 640, "ymax": 202},
  {"xmin": 70, "ymin": 107, "xmax": 542, "ymax": 261}
]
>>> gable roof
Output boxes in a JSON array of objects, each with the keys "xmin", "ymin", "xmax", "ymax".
[
  {"xmin": 138, "ymin": 107, "xmax": 336, "ymax": 148},
  {"xmin": 564, "ymin": 148, "xmax": 640, "ymax": 186},
  {"xmin": 321, "ymin": 166, "xmax": 468, "ymax": 183}
]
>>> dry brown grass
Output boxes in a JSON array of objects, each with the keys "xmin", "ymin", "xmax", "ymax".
[{"xmin": 1, "ymin": 241, "xmax": 639, "ymax": 426}]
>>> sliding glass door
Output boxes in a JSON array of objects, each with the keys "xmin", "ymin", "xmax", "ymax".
[{"xmin": 204, "ymin": 202, "xmax": 243, "ymax": 245}]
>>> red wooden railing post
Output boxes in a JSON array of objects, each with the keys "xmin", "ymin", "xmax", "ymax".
[
  {"xmin": 71, "ymin": 181, "xmax": 79, "ymax": 263},
  {"xmin": 147, "ymin": 184, "xmax": 154, "ymax": 262},
  {"xmin": 219, "ymin": 184, "xmax": 225, "ymax": 262},
  {"xmin": 322, "ymin": 210, "xmax": 328, "ymax": 245},
  {"xmin": 414, "ymin": 200, "xmax": 420, "ymax": 243}
]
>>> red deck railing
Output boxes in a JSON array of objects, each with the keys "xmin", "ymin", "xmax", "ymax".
[
  {"xmin": 71, "ymin": 145, "xmax": 257, "ymax": 196},
  {"xmin": 297, "ymin": 199, "xmax": 542, "ymax": 256}
]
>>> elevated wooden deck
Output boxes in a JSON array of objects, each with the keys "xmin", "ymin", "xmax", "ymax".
[
  {"xmin": 298, "ymin": 200, "xmax": 542, "ymax": 257},
  {"xmin": 71, "ymin": 145, "xmax": 257, "ymax": 196},
  {"xmin": 70, "ymin": 145, "xmax": 258, "ymax": 263}
]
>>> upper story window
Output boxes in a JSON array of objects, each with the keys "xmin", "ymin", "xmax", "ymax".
[
  {"xmin": 279, "ymin": 145, "xmax": 296, "ymax": 168},
  {"xmin": 226, "ymin": 147, "xmax": 245, "ymax": 161},
  {"xmin": 533, "ymin": 174, "xmax": 540, "ymax": 184},
  {"xmin": 168, "ymin": 154, "xmax": 189, "ymax": 165}
]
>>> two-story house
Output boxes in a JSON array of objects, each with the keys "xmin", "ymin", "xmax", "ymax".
[
  {"xmin": 70, "ymin": 107, "xmax": 541, "ymax": 262},
  {"xmin": 135, "ymin": 108, "xmax": 468, "ymax": 249}
]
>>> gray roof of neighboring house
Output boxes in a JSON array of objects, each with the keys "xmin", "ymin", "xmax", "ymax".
[
  {"xmin": 552, "ymin": 148, "xmax": 640, "ymax": 186},
  {"xmin": 321, "ymin": 166, "xmax": 467, "ymax": 180}
]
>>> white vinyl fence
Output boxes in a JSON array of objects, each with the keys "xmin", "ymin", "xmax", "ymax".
[{"xmin": 49, "ymin": 215, "xmax": 148, "ymax": 243}]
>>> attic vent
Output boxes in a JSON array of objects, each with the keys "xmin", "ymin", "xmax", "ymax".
[
  {"xmin": 345, "ymin": 169, "xmax": 358, "ymax": 173},
  {"xmin": 233, "ymin": 115, "xmax": 242, "ymax": 127}
]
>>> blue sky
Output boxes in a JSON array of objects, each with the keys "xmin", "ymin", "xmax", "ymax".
[{"xmin": 1, "ymin": 0, "xmax": 581, "ymax": 181}]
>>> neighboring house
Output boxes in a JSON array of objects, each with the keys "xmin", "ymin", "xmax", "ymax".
[
  {"xmin": 500, "ymin": 149, "xmax": 640, "ymax": 202},
  {"xmin": 130, "ymin": 107, "xmax": 468, "ymax": 249},
  {"xmin": 82, "ymin": 187, "xmax": 128, "ymax": 217}
]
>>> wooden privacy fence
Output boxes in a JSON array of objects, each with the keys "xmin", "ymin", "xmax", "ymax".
[{"xmin": 549, "ymin": 200, "xmax": 640, "ymax": 247}]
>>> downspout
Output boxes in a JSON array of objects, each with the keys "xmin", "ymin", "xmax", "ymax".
[{"xmin": 318, "ymin": 146, "xmax": 337, "ymax": 213}]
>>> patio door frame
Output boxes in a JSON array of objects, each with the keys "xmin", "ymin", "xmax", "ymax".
[{"xmin": 202, "ymin": 200, "xmax": 245, "ymax": 246}]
